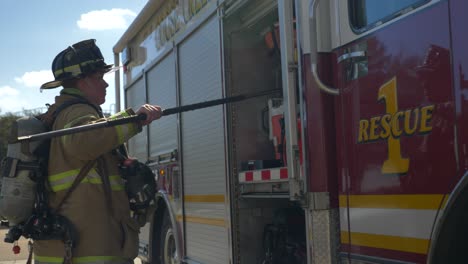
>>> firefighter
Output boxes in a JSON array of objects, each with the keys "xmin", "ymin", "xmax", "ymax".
[{"xmin": 33, "ymin": 39, "xmax": 162, "ymax": 264}]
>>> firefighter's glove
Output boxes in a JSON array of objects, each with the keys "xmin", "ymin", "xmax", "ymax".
[{"xmin": 120, "ymin": 159, "xmax": 157, "ymax": 211}]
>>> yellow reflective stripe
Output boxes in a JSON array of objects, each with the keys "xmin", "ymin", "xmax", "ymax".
[
  {"xmin": 109, "ymin": 175, "xmax": 125, "ymax": 191},
  {"xmin": 177, "ymin": 215, "xmax": 226, "ymax": 227},
  {"xmin": 52, "ymin": 180, "xmax": 124, "ymax": 192},
  {"xmin": 339, "ymin": 194, "xmax": 446, "ymax": 210},
  {"xmin": 88, "ymin": 177, "xmax": 101, "ymax": 184},
  {"xmin": 64, "ymin": 114, "xmax": 96, "ymax": 129},
  {"xmin": 73, "ymin": 256, "xmax": 126, "ymax": 263},
  {"xmin": 49, "ymin": 169, "xmax": 124, "ymax": 192},
  {"xmin": 87, "ymin": 175, "xmax": 124, "ymax": 191},
  {"xmin": 184, "ymin": 194, "xmax": 225, "ymax": 203},
  {"xmin": 108, "ymin": 110, "xmax": 130, "ymax": 120},
  {"xmin": 115, "ymin": 125, "xmax": 125, "ymax": 144},
  {"xmin": 109, "ymin": 111, "xmax": 136, "ymax": 144},
  {"xmin": 114, "ymin": 124, "xmax": 137, "ymax": 144},
  {"xmin": 341, "ymin": 231, "xmax": 429, "ymax": 254},
  {"xmin": 53, "ymin": 59, "xmax": 102, "ymax": 77},
  {"xmin": 35, "ymin": 255, "xmax": 63, "ymax": 263},
  {"xmin": 60, "ymin": 88, "xmax": 85, "ymax": 97},
  {"xmin": 49, "ymin": 169, "xmax": 86, "ymax": 182},
  {"xmin": 35, "ymin": 255, "xmax": 125, "ymax": 264}
]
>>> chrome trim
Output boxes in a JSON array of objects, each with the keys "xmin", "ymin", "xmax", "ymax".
[
  {"xmin": 337, "ymin": 51, "xmax": 367, "ymax": 63},
  {"xmin": 113, "ymin": 53, "xmax": 121, "ymax": 112},
  {"xmin": 308, "ymin": 192, "xmax": 330, "ymax": 210},
  {"xmin": 278, "ymin": 0, "xmax": 303, "ymax": 200},
  {"xmin": 310, "ymin": 0, "xmax": 339, "ymax": 95},
  {"xmin": 217, "ymin": 7, "xmax": 235, "ymax": 263},
  {"xmin": 312, "ymin": 64, "xmax": 339, "ymax": 95},
  {"xmin": 295, "ymin": 0, "xmax": 308, "ymax": 196}
]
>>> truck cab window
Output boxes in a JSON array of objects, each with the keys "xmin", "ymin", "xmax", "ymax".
[{"xmin": 349, "ymin": 0, "xmax": 429, "ymax": 32}]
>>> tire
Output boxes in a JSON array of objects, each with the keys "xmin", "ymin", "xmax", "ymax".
[{"xmin": 158, "ymin": 210, "xmax": 177, "ymax": 264}]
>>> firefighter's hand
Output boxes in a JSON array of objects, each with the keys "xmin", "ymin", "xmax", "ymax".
[{"xmin": 136, "ymin": 104, "xmax": 163, "ymax": 125}]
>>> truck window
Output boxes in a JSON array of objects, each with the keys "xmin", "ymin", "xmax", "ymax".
[{"xmin": 349, "ymin": 0, "xmax": 429, "ymax": 32}]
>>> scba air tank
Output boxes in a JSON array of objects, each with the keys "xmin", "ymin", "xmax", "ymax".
[{"xmin": 0, "ymin": 116, "xmax": 47, "ymax": 225}]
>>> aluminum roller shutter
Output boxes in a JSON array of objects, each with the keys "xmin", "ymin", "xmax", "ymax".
[
  {"xmin": 147, "ymin": 53, "xmax": 178, "ymax": 157},
  {"xmin": 125, "ymin": 77, "xmax": 148, "ymax": 161},
  {"xmin": 178, "ymin": 15, "xmax": 229, "ymax": 264}
]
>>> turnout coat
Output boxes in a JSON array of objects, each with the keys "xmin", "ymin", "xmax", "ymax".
[{"xmin": 34, "ymin": 88, "xmax": 142, "ymax": 264}]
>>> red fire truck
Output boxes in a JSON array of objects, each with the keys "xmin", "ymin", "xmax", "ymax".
[{"xmin": 113, "ymin": 0, "xmax": 468, "ymax": 263}]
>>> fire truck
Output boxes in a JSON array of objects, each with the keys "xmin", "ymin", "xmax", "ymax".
[{"xmin": 112, "ymin": 0, "xmax": 468, "ymax": 263}]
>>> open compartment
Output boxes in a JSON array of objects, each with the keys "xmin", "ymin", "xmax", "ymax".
[{"xmin": 223, "ymin": 1, "xmax": 305, "ymax": 263}]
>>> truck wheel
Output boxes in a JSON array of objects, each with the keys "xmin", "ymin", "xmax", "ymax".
[{"xmin": 159, "ymin": 210, "xmax": 177, "ymax": 264}]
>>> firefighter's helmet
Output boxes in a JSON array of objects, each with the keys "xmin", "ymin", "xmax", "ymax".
[
  {"xmin": 41, "ymin": 39, "xmax": 117, "ymax": 90},
  {"xmin": 417, "ymin": 44, "xmax": 450, "ymax": 75}
]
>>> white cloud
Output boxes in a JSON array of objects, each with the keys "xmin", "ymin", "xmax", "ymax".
[
  {"xmin": 14, "ymin": 70, "xmax": 53, "ymax": 88},
  {"xmin": 0, "ymin": 85, "xmax": 56, "ymax": 113},
  {"xmin": 0, "ymin": 86, "xmax": 24, "ymax": 113},
  {"xmin": 77, "ymin": 8, "xmax": 137, "ymax": 31},
  {"xmin": 0, "ymin": 97, "xmax": 28, "ymax": 114},
  {"xmin": 0, "ymin": 86, "xmax": 19, "ymax": 96}
]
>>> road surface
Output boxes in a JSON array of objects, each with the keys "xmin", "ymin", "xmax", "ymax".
[{"xmin": 0, "ymin": 228, "xmax": 142, "ymax": 264}]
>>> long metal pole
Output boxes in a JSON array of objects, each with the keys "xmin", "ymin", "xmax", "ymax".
[
  {"xmin": 15, "ymin": 89, "xmax": 280, "ymax": 143},
  {"xmin": 161, "ymin": 89, "xmax": 279, "ymax": 116},
  {"xmin": 16, "ymin": 114, "xmax": 145, "ymax": 143}
]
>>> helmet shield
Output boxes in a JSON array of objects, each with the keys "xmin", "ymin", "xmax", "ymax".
[{"xmin": 41, "ymin": 39, "xmax": 117, "ymax": 90}]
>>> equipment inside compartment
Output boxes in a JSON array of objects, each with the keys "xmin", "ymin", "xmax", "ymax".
[
  {"xmin": 224, "ymin": 2, "xmax": 305, "ymax": 263},
  {"xmin": 224, "ymin": 1, "xmax": 284, "ymax": 171}
]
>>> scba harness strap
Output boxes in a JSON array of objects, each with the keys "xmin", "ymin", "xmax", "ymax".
[
  {"xmin": 2, "ymin": 98, "xmax": 100, "ymax": 262},
  {"xmin": 41, "ymin": 99, "xmax": 101, "ymax": 263}
]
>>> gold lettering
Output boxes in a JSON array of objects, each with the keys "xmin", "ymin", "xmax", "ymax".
[
  {"xmin": 380, "ymin": 114, "xmax": 392, "ymax": 139},
  {"xmin": 384, "ymin": 133, "xmax": 409, "ymax": 174},
  {"xmin": 420, "ymin": 105, "xmax": 434, "ymax": 133},
  {"xmin": 378, "ymin": 78, "xmax": 409, "ymax": 174},
  {"xmin": 358, "ymin": 120, "xmax": 369, "ymax": 143},
  {"xmin": 369, "ymin": 116, "xmax": 381, "ymax": 141},
  {"xmin": 357, "ymin": 78, "xmax": 435, "ymax": 174},
  {"xmin": 391, "ymin": 111, "xmax": 403, "ymax": 138},
  {"xmin": 404, "ymin": 108, "xmax": 419, "ymax": 135}
]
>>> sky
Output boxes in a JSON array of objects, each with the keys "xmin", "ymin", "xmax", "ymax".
[{"xmin": 0, "ymin": 0, "xmax": 148, "ymax": 115}]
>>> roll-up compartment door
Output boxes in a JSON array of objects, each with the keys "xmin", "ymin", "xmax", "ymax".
[
  {"xmin": 125, "ymin": 77, "xmax": 148, "ymax": 161},
  {"xmin": 178, "ymin": 15, "xmax": 229, "ymax": 264},
  {"xmin": 147, "ymin": 53, "xmax": 177, "ymax": 158}
]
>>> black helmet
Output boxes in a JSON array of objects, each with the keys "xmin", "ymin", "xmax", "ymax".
[{"xmin": 40, "ymin": 39, "xmax": 117, "ymax": 90}]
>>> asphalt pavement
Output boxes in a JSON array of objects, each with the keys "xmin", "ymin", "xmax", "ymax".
[{"xmin": 0, "ymin": 228, "xmax": 142, "ymax": 264}]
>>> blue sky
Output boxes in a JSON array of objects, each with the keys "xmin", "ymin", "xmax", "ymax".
[{"xmin": 0, "ymin": 0, "xmax": 148, "ymax": 114}]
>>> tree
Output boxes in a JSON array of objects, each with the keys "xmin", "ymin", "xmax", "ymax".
[{"xmin": 0, "ymin": 113, "xmax": 21, "ymax": 161}]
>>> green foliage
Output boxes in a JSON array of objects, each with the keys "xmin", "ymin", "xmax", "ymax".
[{"xmin": 0, "ymin": 113, "xmax": 21, "ymax": 160}]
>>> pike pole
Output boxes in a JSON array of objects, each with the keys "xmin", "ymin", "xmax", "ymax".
[{"xmin": 16, "ymin": 89, "xmax": 281, "ymax": 143}]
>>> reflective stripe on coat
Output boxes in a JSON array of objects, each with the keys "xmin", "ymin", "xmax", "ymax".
[{"xmin": 34, "ymin": 89, "xmax": 142, "ymax": 262}]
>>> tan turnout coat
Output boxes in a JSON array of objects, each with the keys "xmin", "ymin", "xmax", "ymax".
[{"xmin": 34, "ymin": 88, "xmax": 142, "ymax": 264}]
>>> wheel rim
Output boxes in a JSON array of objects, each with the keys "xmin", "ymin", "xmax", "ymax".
[{"xmin": 163, "ymin": 227, "xmax": 177, "ymax": 264}]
